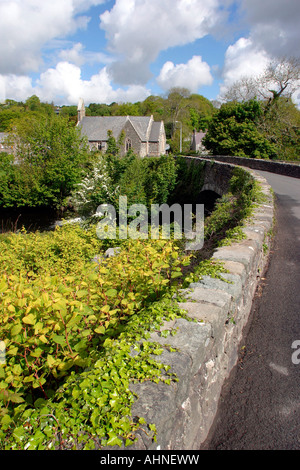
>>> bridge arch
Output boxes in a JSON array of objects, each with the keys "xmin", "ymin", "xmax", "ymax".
[
  {"xmin": 200, "ymin": 182, "xmax": 223, "ymax": 196},
  {"xmin": 197, "ymin": 187, "xmax": 221, "ymax": 215}
]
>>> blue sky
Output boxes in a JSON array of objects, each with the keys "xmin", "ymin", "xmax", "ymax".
[{"xmin": 0, "ymin": 0, "xmax": 299, "ymax": 106}]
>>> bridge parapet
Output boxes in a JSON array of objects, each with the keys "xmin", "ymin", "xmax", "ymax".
[
  {"xmin": 123, "ymin": 161, "xmax": 275, "ymax": 451},
  {"xmin": 182, "ymin": 156, "xmax": 235, "ymax": 197},
  {"xmin": 201, "ymin": 155, "xmax": 300, "ymax": 179}
]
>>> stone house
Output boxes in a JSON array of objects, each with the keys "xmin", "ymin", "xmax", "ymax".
[
  {"xmin": 76, "ymin": 98, "xmax": 166, "ymax": 157},
  {"xmin": 190, "ymin": 129, "xmax": 207, "ymax": 153},
  {"xmin": 0, "ymin": 133, "xmax": 10, "ymax": 153}
]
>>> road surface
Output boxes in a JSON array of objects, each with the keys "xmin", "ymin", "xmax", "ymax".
[{"xmin": 201, "ymin": 170, "xmax": 300, "ymax": 450}]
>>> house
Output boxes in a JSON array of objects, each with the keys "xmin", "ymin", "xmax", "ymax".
[
  {"xmin": 76, "ymin": 98, "xmax": 166, "ymax": 157},
  {"xmin": 190, "ymin": 129, "xmax": 207, "ymax": 153},
  {"xmin": 0, "ymin": 132, "xmax": 12, "ymax": 154}
]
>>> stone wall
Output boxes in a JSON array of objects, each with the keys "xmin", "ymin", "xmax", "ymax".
[
  {"xmin": 122, "ymin": 120, "xmax": 145, "ymax": 157},
  {"xmin": 202, "ymin": 155, "xmax": 300, "ymax": 179},
  {"xmin": 126, "ymin": 163, "xmax": 274, "ymax": 450},
  {"xmin": 183, "ymin": 157, "xmax": 235, "ymax": 196}
]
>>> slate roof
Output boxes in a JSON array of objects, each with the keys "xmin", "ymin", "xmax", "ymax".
[
  {"xmin": 78, "ymin": 115, "xmax": 155, "ymax": 142},
  {"xmin": 149, "ymin": 121, "xmax": 163, "ymax": 142},
  {"xmin": 191, "ymin": 131, "xmax": 207, "ymax": 146}
]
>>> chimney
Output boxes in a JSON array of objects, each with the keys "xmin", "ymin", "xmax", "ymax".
[{"xmin": 77, "ymin": 97, "xmax": 85, "ymax": 123}]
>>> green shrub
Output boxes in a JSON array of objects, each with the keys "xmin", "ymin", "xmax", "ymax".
[{"xmin": 0, "ymin": 225, "xmax": 190, "ymax": 449}]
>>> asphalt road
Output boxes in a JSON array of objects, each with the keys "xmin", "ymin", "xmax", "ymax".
[{"xmin": 200, "ymin": 170, "xmax": 300, "ymax": 450}]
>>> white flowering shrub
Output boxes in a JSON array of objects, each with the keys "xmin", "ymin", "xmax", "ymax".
[{"xmin": 71, "ymin": 156, "xmax": 118, "ymax": 219}]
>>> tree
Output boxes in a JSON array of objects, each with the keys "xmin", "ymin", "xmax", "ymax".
[
  {"xmin": 25, "ymin": 95, "xmax": 41, "ymax": 111},
  {"xmin": 222, "ymin": 56, "xmax": 300, "ymax": 106},
  {"xmin": 1, "ymin": 114, "xmax": 91, "ymax": 209},
  {"xmin": 114, "ymin": 102, "xmax": 141, "ymax": 116},
  {"xmin": 164, "ymin": 87, "xmax": 191, "ymax": 130},
  {"xmin": 203, "ymin": 100, "xmax": 277, "ymax": 159},
  {"xmin": 258, "ymin": 97, "xmax": 300, "ymax": 160},
  {"xmin": 262, "ymin": 56, "xmax": 300, "ymax": 103},
  {"xmin": 88, "ymin": 103, "xmax": 111, "ymax": 116},
  {"xmin": 218, "ymin": 57, "xmax": 300, "ymax": 161},
  {"xmin": 187, "ymin": 94, "xmax": 215, "ymax": 131}
]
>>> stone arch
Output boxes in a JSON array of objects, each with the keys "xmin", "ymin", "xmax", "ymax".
[
  {"xmin": 201, "ymin": 182, "xmax": 224, "ymax": 196},
  {"xmin": 197, "ymin": 188, "xmax": 221, "ymax": 216}
]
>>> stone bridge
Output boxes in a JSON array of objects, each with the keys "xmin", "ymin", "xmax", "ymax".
[{"xmin": 117, "ymin": 157, "xmax": 299, "ymax": 451}]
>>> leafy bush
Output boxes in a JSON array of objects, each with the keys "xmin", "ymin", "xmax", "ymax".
[
  {"xmin": 204, "ymin": 167, "xmax": 263, "ymax": 242},
  {"xmin": 0, "ymin": 225, "xmax": 190, "ymax": 449}
]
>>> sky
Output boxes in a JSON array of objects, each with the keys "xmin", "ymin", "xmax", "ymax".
[{"xmin": 0, "ymin": 0, "xmax": 299, "ymax": 107}]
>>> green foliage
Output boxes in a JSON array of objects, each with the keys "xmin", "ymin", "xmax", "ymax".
[
  {"xmin": 106, "ymin": 130, "xmax": 120, "ymax": 156},
  {"xmin": 0, "ymin": 159, "xmax": 264, "ymax": 450},
  {"xmin": 0, "ymin": 114, "xmax": 91, "ymax": 209},
  {"xmin": 143, "ymin": 155, "xmax": 178, "ymax": 207},
  {"xmin": 71, "ymin": 153, "xmax": 178, "ymax": 216},
  {"xmin": 0, "ymin": 225, "xmax": 190, "ymax": 449},
  {"xmin": 117, "ymin": 155, "xmax": 178, "ymax": 208},
  {"xmin": 204, "ymin": 167, "xmax": 263, "ymax": 242},
  {"xmin": 168, "ymin": 157, "xmax": 206, "ymax": 205},
  {"xmin": 259, "ymin": 97, "xmax": 300, "ymax": 161},
  {"xmin": 182, "ymin": 259, "xmax": 229, "ymax": 287},
  {"xmin": 0, "ymin": 96, "xmax": 55, "ymax": 132},
  {"xmin": 203, "ymin": 100, "xmax": 278, "ymax": 159},
  {"xmin": 118, "ymin": 157, "xmax": 148, "ymax": 206}
]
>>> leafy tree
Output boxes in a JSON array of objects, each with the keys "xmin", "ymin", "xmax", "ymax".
[
  {"xmin": 118, "ymin": 157, "xmax": 147, "ymax": 207},
  {"xmin": 88, "ymin": 103, "xmax": 111, "ymax": 116},
  {"xmin": 143, "ymin": 155, "xmax": 177, "ymax": 207},
  {"xmin": 258, "ymin": 97, "xmax": 300, "ymax": 161},
  {"xmin": 203, "ymin": 100, "xmax": 277, "ymax": 159},
  {"xmin": 106, "ymin": 129, "xmax": 120, "ymax": 156},
  {"xmin": 114, "ymin": 102, "xmax": 141, "ymax": 116},
  {"xmin": 0, "ymin": 96, "xmax": 55, "ymax": 131},
  {"xmin": 25, "ymin": 95, "xmax": 41, "ymax": 111},
  {"xmin": 187, "ymin": 94, "xmax": 215, "ymax": 131},
  {"xmin": 219, "ymin": 56, "xmax": 300, "ymax": 161},
  {"xmin": 0, "ymin": 114, "xmax": 90, "ymax": 209},
  {"xmin": 70, "ymin": 155, "xmax": 117, "ymax": 219},
  {"xmin": 139, "ymin": 95, "xmax": 165, "ymax": 119},
  {"xmin": 0, "ymin": 101, "xmax": 25, "ymax": 131}
]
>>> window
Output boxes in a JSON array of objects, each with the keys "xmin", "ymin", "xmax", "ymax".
[{"xmin": 125, "ymin": 138, "xmax": 132, "ymax": 152}]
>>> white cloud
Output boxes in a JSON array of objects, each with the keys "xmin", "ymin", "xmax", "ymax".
[
  {"xmin": 1, "ymin": 0, "xmax": 299, "ymax": 107},
  {"xmin": 100, "ymin": 0, "xmax": 224, "ymax": 85},
  {"xmin": 0, "ymin": 75, "xmax": 35, "ymax": 103},
  {"xmin": 239, "ymin": 0, "xmax": 300, "ymax": 59},
  {"xmin": 0, "ymin": 0, "xmax": 106, "ymax": 75},
  {"xmin": 58, "ymin": 43, "xmax": 112, "ymax": 67},
  {"xmin": 59, "ymin": 43, "xmax": 86, "ymax": 66},
  {"xmin": 157, "ymin": 56, "xmax": 213, "ymax": 92},
  {"xmin": 219, "ymin": 0, "xmax": 300, "ymax": 105},
  {"xmin": 218, "ymin": 37, "xmax": 271, "ymax": 100},
  {"xmin": 223, "ymin": 37, "xmax": 270, "ymax": 82},
  {"xmin": 35, "ymin": 62, "xmax": 150, "ymax": 105},
  {"xmin": 0, "ymin": 61, "xmax": 150, "ymax": 106}
]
